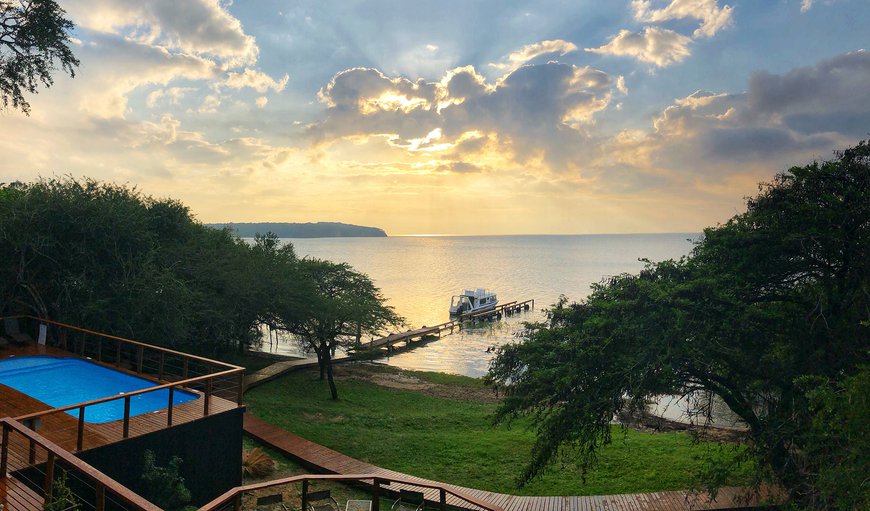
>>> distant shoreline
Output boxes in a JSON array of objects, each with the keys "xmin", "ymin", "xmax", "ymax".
[{"xmin": 208, "ymin": 222, "xmax": 388, "ymax": 238}]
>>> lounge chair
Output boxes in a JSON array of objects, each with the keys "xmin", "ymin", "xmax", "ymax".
[
  {"xmin": 306, "ymin": 489, "xmax": 340, "ymax": 511},
  {"xmin": 3, "ymin": 318, "xmax": 33, "ymax": 345},
  {"xmin": 255, "ymin": 493, "xmax": 291, "ymax": 510},
  {"xmin": 390, "ymin": 490, "xmax": 425, "ymax": 511}
]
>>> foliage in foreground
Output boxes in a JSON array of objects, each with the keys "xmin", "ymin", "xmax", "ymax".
[
  {"xmin": 245, "ymin": 366, "xmax": 752, "ymax": 495},
  {"xmin": 486, "ymin": 141, "xmax": 870, "ymax": 509},
  {"xmin": 139, "ymin": 450, "xmax": 195, "ymax": 511},
  {"xmin": 0, "ymin": 0, "xmax": 79, "ymax": 114}
]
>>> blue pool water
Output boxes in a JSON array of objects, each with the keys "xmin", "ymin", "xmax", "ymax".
[{"xmin": 0, "ymin": 356, "xmax": 198, "ymax": 424}]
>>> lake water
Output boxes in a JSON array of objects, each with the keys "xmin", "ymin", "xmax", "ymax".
[{"xmin": 259, "ymin": 233, "xmax": 699, "ymax": 377}]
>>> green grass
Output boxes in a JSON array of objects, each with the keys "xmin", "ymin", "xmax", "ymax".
[{"xmin": 245, "ymin": 367, "xmax": 752, "ymax": 496}]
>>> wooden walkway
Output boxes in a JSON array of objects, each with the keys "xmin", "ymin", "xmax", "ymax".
[{"xmin": 244, "ymin": 414, "xmax": 777, "ymax": 511}]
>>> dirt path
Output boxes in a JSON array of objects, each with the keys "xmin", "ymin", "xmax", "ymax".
[{"xmin": 330, "ymin": 362, "xmax": 503, "ymax": 403}]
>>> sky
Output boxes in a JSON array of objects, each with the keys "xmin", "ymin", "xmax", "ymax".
[{"xmin": 0, "ymin": 0, "xmax": 868, "ymax": 235}]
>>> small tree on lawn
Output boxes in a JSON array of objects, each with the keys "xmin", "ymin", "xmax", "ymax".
[{"xmin": 281, "ymin": 258, "xmax": 403, "ymax": 400}]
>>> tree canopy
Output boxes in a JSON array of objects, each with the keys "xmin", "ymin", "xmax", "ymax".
[
  {"xmin": 1, "ymin": 0, "xmax": 79, "ymax": 114},
  {"xmin": 486, "ymin": 141, "xmax": 870, "ymax": 509},
  {"xmin": 0, "ymin": 177, "xmax": 304, "ymax": 355}
]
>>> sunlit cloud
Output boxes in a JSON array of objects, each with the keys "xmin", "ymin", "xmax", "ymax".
[
  {"xmin": 225, "ymin": 68, "xmax": 289, "ymax": 93},
  {"xmin": 67, "ymin": 0, "xmax": 259, "ymax": 66},
  {"xmin": 489, "ymin": 39, "xmax": 579, "ymax": 73},
  {"xmin": 310, "ymin": 60, "xmax": 619, "ymax": 175},
  {"xmin": 631, "ymin": 0, "xmax": 734, "ymax": 38},
  {"xmin": 586, "ymin": 27, "xmax": 692, "ymax": 67}
]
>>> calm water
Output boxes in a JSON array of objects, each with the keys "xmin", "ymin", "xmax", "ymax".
[{"xmin": 260, "ymin": 233, "xmax": 698, "ymax": 378}]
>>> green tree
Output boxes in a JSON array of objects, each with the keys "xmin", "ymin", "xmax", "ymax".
[
  {"xmin": 1, "ymin": 0, "xmax": 79, "ymax": 114},
  {"xmin": 0, "ymin": 177, "xmax": 303, "ymax": 356},
  {"xmin": 277, "ymin": 258, "xmax": 403, "ymax": 400},
  {"xmin": 486, "ymin": 141, "xmax": 870, "ymax": 509}
]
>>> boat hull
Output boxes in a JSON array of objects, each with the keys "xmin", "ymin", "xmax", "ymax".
[{"xmin": 449, "ymin": 301, "xmax": 498, "ymax": 316}]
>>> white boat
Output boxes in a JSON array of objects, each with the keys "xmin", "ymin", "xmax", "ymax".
[{"xmin": 449, "ymin": 288, "xmax": 498, "ymax": 315}]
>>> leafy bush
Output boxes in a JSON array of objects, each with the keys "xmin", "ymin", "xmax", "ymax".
[{"xmin": 139, "ymin": 450, "xmax": 192, "ymax": 511}]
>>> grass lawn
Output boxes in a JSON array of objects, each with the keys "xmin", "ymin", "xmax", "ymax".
[{"xmin": 244, "ymin": 364, "xmax": 752, "ymax": 496}]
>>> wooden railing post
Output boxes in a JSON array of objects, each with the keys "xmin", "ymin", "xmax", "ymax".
[
  {"xmin": 29, "ymin": 437, "xmax": 36, "ymax": 464},
  {"xmin": 77, "ymin": 406, "xmax": 85, "ymax": 451},
  {"xmin": 204, "ymin": 378, "xmax": 212, "ymax": 416},
  {"xmin": 167, "ymin": 388, "xmax": 174, "ymax": 427},
  {"xmin": 233, "ymin": 493, "xmax": 241, "ymax": 511},
  {"xmin": 158, "ymin": 352, "xmax": 165, "ymax": 381},
  {"xmin": 44, "ymin": 452, "xmax": 56, "ymax": 500},
  {"xmin": 116, "ymin": 339, "xmax": 121, "ymax": 367},
  {"xmin": 372, "ymin": 478, "xmax": 381, "ymax": 511},
  {"xmin": 137, "ymin": 346, "xmax": 144, "ymax": 373},
  {"xmin": 183, "ymin": 358, "xmax": 189, "ymax": 379},
  {"xmin": 96, "ymin": 482, "xmax": 106, "ymax": 511},
  {"xmin": 439, "ymin": 488, "xmax": 446, "ymax": 511},
  {"xmin": 0, "ymin": 423, "xmax": 9, "ymax": 477},
  {"xmin": 123, "ymin": 395, "xmax": 131, "ymax": 438},
  {"xmin": 237, "ymin": 371, "xmax": 244, "ymax": 405},
  {"xmin": 302, "ymin": 479, "xmax": 309, "ymax": 511}
]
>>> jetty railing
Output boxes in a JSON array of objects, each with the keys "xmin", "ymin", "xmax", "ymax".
[
  {"xmin": 3, "ymin": 315, "xmax": 245, "ymax": 452},
  {"xmin": 199, "ymin": 473, "xmax": 505, "ymax": 511},
  {"xmin": 0, "ymin": 417, "xmax": 160, "ymax": 511}
]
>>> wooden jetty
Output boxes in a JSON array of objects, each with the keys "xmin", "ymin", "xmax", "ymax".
[{"xmin": 351, "ymin": 299, "xmax": 535, "ymax": 354}]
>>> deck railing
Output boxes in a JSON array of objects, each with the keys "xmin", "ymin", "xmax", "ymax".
[
  {"xmin": 199, "ymin": 473, "xmax": 505, "ymax": 511},
  {"xmin": 0, "ymin": 417, "xmax": 160, "ymax": 511},
  {"xmin": 2, "ymin": 315, "xmax": 245, "ymax": 452}
]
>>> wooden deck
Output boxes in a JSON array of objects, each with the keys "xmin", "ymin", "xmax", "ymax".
[
  {"xmin": 244, "ymin": 414, "xmax": 779, "ymax": 511},
  {"xmin": 0, "ymin": 471, "xmax": 44, "ymax": 510}
]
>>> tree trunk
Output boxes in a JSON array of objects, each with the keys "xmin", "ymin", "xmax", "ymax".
[
  {"xmin": 324, "ymin": 348, "xmax": 339, "ymax": 400},
  {"xmin": 315, "ymin": 348, "xmax": 325, "ymax": 380}
]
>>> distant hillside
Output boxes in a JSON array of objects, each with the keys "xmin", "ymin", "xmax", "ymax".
[{"xmin": 209, "ymin": 222, "xmax": 388, "ymax": 238}]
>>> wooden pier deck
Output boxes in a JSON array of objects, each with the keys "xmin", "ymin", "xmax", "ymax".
[
  {"xmin": 244, "ymin": 413, "xmax": 779, "ymax": 511},
  {"xmin": 354, "ymin": 298, "xmax": 537, "ymax": 353}
]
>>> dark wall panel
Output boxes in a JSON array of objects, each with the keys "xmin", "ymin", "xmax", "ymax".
[{"xmin": 77, "ymin": 408, "xmax": 244, "ymax": 506}]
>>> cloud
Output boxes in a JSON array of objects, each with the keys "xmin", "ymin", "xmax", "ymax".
[
  {"xmin": 615, "ymin": 50, "xmax": 870, "ymax": 180},
  {"xmin": 801, "ymin": 0, "xmax": 814, "ymax": 11},
  {"xmin": 225, "ymin": 68, "xmax": 289, "ymax": 93},
  {"xmin": 489, "ymin": 39, "xmax": 579, "ymax": 72},
  {"xmin": 146, "ymin": 87, "xmax": 196, "ymax": 108},
  {"xmin": 256, "ymin": 96, "xmax": 268, "ymax": 108},
  {"xmin": 199, "ymin": 94, "xmax": 221, "ymax": 113},
  {"xmin": 745, "ymin": 50, "xmax": 870, "ymax": 124},
  {"xmin": 631, "ymin": 0, "xmax": 734, "ymax": 38},
  {"xmin": 310, "ymin": 60, "xmax": 619, "ymax": 174},
  {"xmin": 67, "ymin": 0, "xmax": 258, "ymax": 66},
  {"xmin": 586, "ymin": 27, "xmax": 692, "ymax": 67},
  {"xmin": 75, "ymin": 34, "xmax": 218, "ymax": 118}
]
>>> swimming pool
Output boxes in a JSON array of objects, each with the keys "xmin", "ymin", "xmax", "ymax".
[{"xmin": 0, "ymin": 356, "xmax": 198, "ymax": 424}]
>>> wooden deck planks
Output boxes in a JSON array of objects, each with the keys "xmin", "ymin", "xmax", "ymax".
[{"xmin": 0, "ymin": 474, "xmax": 45, "ymax": 510}]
